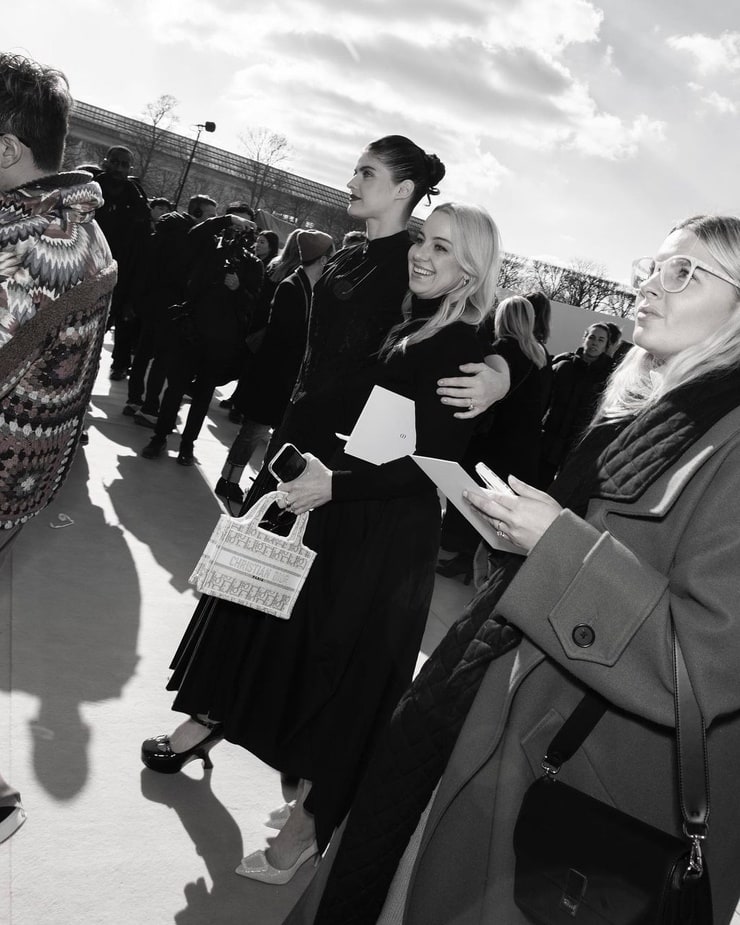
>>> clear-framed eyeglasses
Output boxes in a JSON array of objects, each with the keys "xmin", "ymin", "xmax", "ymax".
[{"xmin": 631, "ymin": 255, "xmax": 740, "ymax": 294}]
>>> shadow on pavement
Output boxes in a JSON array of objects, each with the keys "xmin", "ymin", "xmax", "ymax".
[{"xmin": 7, "ymin": 451, "xmax": 140, "ymax": 800}]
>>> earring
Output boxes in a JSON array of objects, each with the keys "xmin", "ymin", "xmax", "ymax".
[{"xmin": 463, "ymin": 277, "xmax": 470, "ymax": 285}]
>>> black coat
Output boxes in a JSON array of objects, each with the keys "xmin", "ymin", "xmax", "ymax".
[
  {"xmin": 236, "ymin": 267, "xmax": 312, "ymax": 426},
  {"xmin": 94, "ymin": 172, "xmax": 150, "ymax": 303},
  {"xmin": 133, "ymin": 211, "xmax": 199, "ymax": 339},
  {"xmin": 541, "ymin": 348, "xmax": 613, "ymax": 471},
  {"xmin": 179, "ymin": 217, "xmax": 265, "ymax": 381},
  {"xmin": 467, "ymin": 336, "xmax": 544, "ymax": 485}
]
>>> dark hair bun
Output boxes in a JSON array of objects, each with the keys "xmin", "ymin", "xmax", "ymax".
[{"xmin": 424, "ymin": 153, "xmax": 446, "ymax": 195}]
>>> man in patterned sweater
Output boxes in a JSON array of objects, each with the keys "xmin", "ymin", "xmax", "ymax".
[{"xmin": 0, "ymin": 51, "xmax": 115, "ymax": 844}]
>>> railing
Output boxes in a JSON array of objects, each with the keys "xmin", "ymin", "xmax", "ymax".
[{"xmin": 69, "ymin": 100, "xmax": 349, "ymax": 210}]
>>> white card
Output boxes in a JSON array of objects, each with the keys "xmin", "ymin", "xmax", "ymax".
[
  {"xmin": 412, "ymin": 455, "xmax": 524, "ymax": 555},
  {"xmin": 344, "ymin": 386, "xmax": 416, "ymax": 465}
]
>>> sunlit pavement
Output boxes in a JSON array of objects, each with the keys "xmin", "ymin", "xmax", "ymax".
[{"xmin": 0, "ymin": 334, "xmax": 474, "ymax": 925}]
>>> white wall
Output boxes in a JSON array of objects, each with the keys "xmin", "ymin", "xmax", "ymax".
[
  {"xmin": 546, "ymin": 300, "xmax": 634, "ymax": 356},
  {"xmin": 497, "ymin": 289, "xmax": 634, "ymax": 356}
]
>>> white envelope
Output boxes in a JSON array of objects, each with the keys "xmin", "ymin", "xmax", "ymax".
[
  {"xmin": 344, "ymin": 386, "xmax": 416, "ymax": 465},
  {"xmin": 412, "ymin": 455, "xmax": 524, "ymax": 555}
]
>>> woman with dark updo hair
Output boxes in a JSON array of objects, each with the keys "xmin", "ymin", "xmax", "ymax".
[{"xmin": 142, "ymin": 135, "xmax": 454, "ymax": 874}]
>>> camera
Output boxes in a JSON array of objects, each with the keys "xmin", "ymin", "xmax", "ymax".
[
  {"xmin": 216, "ymin": 225, "xmax": 256, "ymax": 271},
  {"xmin": 268, "ymin": 443, "xmax": 307, "ymax": 482}
]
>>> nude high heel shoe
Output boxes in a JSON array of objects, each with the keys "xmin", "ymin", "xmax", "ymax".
[{"xmin": 234, "ymin": 841, "xmax": 319, "ymax": 884}]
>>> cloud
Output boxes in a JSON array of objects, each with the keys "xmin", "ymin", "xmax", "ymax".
[
  {"xmin": 701, "ymin": 90, "xmax": 738, "ymax": 114},
  {"xmin": 558, "ymin": 83, "xmax": 667, "ymax": 158},
  {"xmin": 667, "ymin": 31, "xmax": 740, "ymax": 74},
  {"xmin": 224, "ymin": 27, "xmax": 656, "ymax": 162},
  {"xmin": 144, "ymin": 0, "xmax": 661, "ymax": 197},
  {"xmin": 443, "ymin": 140, "xmax": 511, "ymax": 200},
  {"xmin": 484, "ymin": 0, "xmax": 603, "ymax": 52},
  {"xmin": 148, "ymin": 0, "xmax": 603, "ymax": 54},
  {"xmin": 683, "ymin": 80, "xmax": 738, "ymax": 116},
  {"xmin": 245, "ymin": 31, "xmax": 573, "ymax": 127},
  {"xmin": 601, "ymin": 44, "xmax": 621, "ymax": 77}
]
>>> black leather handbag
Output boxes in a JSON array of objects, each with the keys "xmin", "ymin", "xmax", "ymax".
[{"xmin": 513, "ymin": 633, "xmax": 713, "ymax": 924}]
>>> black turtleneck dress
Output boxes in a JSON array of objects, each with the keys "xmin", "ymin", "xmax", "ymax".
[{"xmin": 167, "ymin": 232, "xmax": 484, "ymax": 848}]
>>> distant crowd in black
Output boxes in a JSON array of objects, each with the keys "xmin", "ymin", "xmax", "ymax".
[{"xmin": 81, "ymin": 145, "xmax": 341, "ymax": 471}]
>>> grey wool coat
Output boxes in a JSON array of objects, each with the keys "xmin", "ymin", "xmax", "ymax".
[
  {"xmin": 399, "ymin": 404, "xmax": 740, "ymax": 925},
  {"xmin": 287, "ymin": 402, "xmax": 740, "ymax": 925}
]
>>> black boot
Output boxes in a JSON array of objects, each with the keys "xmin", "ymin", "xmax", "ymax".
[
  {"xmin": 142, "ymin": 436, "xmax": 166, "ymax": 459},
  {"xmin": 177, "ymin": 440, "xmax": 195, "ymax": 466},
  {"xmin": 215, "ymin": 477, "xmax": 244, "ymax": 503}
]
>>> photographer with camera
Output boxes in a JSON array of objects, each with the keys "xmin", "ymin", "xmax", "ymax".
[{"xmin": 141, "ymin": 202, "xmax": 264, "ymax": 466}]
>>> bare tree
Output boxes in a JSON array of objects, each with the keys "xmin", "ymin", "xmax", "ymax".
[
  {"xmin": 488, "ymin": 249, "xmax": 637, "ymax": 318},
  {"xmin": 278, "ymin": 191, "xmax": 313, "ymax": 230},
  {"xmin": 306, "ymin": 201, "xmax": 359, "ymax": 243},
  {"xmin": 559, "ymin": 258, "xmax": 617, "ymax": 312},
  {"xmin": 131, "ymin": 95, "xmax": 180, "ymax": 189},
  {"xmin": 520, "ymin": 258, "xmax": 570, "ymax": 302},
  {"xmin": 599, "ymin": 282, "xmax": 637, "ymax": 318},
  {"xmin": 239, "ymin": 128, "xmax": 291, "ymax": 211},
  {"xmin": 497, "ymin": 253, "xmax": 528, "ymax": 291}
]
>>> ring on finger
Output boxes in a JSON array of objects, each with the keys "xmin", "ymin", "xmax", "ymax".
[{"xmin": 468, "ymin": 399, "xmax": 475, "ymax": 411}]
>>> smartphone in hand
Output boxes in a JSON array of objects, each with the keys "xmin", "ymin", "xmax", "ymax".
[
  {"xmin": 474, "ymin": 462, "xmax": 515, "ymax": 496},
  {"xmin": 268, "ymin": 443, "xmax": 307, "ymax": 482}
]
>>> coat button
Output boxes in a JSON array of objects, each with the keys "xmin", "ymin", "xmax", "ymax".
[{"xmin": 572, "ymin": 624, "xmax": 595, "ymax": 648}]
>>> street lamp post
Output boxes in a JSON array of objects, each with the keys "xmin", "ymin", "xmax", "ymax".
[{"xmin": 173, "ymin": 120, "xmax": 216, "ymax": 209}]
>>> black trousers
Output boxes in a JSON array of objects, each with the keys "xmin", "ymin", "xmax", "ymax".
[
  {"xmin": 154, "ymin": 342, "xmax": 219, "ymax": 446},
  {"xmin": 128, "ymin": 321, "xmax": 168, "ymax": 409}
]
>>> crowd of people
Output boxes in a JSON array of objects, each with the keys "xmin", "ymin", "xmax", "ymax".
[
  {"xmin": 86, "ymin": 138, "xmax": 627, "ymax": 517},
  {"xmin": 3, "ymin": 49, "xmax": 740, "ymax": 925}
]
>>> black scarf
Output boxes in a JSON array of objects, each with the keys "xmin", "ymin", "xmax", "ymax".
[{"xmin": 311, "ymin": 366, "xmax": 740, "ymax": 925}]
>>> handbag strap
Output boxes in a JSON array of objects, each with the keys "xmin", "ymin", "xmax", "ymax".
[
  {"xmin": 242, "ymin": 490, "xmax": 312, "ymax": 547},
  {"xmin": 541, "ymin": 692, "xmax": 607, "ymax": 776},
  {"xmin": 674, "ymin": 634, "xmax": 710, "ymax": 841},
  {"xmin": 542, "ymin": 630, "xmax": 709, "ymax": 876}
]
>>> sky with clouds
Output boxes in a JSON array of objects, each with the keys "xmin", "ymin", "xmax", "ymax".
[{"xmin": 5, "ymin": 0, "xmax": 740, "ymax": 282}]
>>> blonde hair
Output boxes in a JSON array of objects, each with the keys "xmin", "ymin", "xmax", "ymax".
[
  {"xmin": 494, "ymin": 296, "xmax": 546, "ymax": 368},
  {"xmin": 598, "ymin": 214, "xmax": 740, "ymax": 420},
  {"xmin": 382, "ymin": 202, "xmax": 502, "ymax": 355},
  {"xmin": 268, "ymin": 229, "xmax": 302, "ymax": 283}
]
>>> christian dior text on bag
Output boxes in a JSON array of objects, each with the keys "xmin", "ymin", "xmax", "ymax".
[{"xmin": 190, "ymin": 491, "xmax": 316, "ymax": 619}]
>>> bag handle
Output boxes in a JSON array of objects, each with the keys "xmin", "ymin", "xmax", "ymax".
[
  {"xmin": 240, "ymin": 490, "xmax": 311, "ymax": 547},
  {"xmin": 541, "ymin": 630, "xmax": 709, "ymax": 876}
]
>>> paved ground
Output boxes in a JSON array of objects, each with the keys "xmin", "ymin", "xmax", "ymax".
[{"xmin": 0, "ymin": 335, "xmax": 474, "ymax": 925}]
